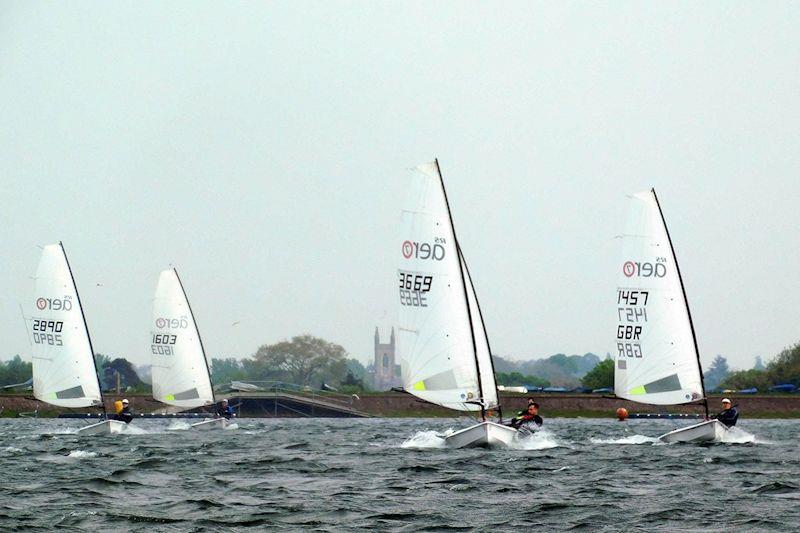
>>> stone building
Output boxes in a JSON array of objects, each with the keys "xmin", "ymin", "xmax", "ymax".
[{"xmin": 372, "ymin": 327, "xmax": 401, "ymax": 391}]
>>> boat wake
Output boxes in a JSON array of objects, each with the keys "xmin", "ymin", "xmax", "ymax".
[
  {"xmin": 718, "ymin": 426, "xmax": 757, "ymax": 444},
  {"xmin": 167, "ymin": 421, "xmax": 192, "ymax": 431},
  {"xmin": 590, "ymin": 434, "xmax": 660, "ymax": 445},
  {"xmin": 400, "ymin": 430, "xmax": 451, "ymax": 449},
  {"xmin": 512, "ymin": 429, "xmax": 561, "ymax": 450}
]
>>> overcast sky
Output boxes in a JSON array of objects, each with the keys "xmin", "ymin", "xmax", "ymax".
[{"xmin": 1, "ymin": 2, "xmax": 798, "ymax": 371}]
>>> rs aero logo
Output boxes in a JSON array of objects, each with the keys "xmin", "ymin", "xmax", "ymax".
[
  {"xmin": 36, "ymin": 296, "xmax": 73, "ymax": 311},
  {"xmin": 402, "ymin": 240, "xmax": 446, "ymax": 261},
  {"xmin": 155, "ymin": 316, "xmax": 189, "ymax": 329},
  {"xmin": 623, "ymin": 260, "xmax": 667, "ymax": 278}
]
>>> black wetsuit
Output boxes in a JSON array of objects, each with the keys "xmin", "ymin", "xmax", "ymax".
[
  {"xmin": 114, "ymin": 406, "xmax": 134, "ymax": 424},
  {"xmin": 510, "ymin": 414, "xmax": 543, "ymax": 429},
  {"xmin": 714, "ymin": 407, "xmax": 738, "ymax": 428},
  {"xmin": 216, "ymin": 405, "xmax": 234, "ymax": 420}
]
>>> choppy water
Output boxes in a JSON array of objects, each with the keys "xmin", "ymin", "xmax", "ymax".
[{"xmin": 0, "ymin": 417, "xmax": 797, "ymax": 531}]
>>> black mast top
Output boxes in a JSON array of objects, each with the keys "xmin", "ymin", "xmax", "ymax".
[
  {"xmin": 650, "ymin": 189, "xmax": 709, "ymax": 419},
  {"xmin": 59, "ymin": 242, "xmax": 107, "ymax": 418},
  {"xmin": 433, "ymin": 159, "xmax": 486, "ymax": 421},
  {"xmin": 173, "ymin": 268, "xmax": 216, "ymax": 403}
]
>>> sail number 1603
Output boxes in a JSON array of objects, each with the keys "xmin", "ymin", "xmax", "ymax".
[{"xmin": 151, "ymin": 334, "xmax": 177, "ymax": 355}]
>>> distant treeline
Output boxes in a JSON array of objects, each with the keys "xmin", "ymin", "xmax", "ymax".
[
  {"xmin": 493, "ymin": 353, "xmax": 602, "ymax": 388},
  {"xmin": 4, "ymin": 338, "xmax": 796, "ymax": 394}
]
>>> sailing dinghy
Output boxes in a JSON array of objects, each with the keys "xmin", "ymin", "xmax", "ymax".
[
  {"xmin": 397, "ymin": 160, "xmax": 517, "ymax": 448},
  {"xmin": 150, "ymin": 269, "xmax": 226, "ymax": 430},
  {"xmin": 30, "ymin": 243, "xmax": 125, "ymax": 435},
  {"xmin": 614, "ymin": 189, "xmax": 728, "ymax": 443}
]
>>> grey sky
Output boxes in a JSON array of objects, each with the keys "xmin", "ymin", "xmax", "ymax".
[{"xmin": 1, "ymin": 2, "xmax": 798, "ymax": 371}]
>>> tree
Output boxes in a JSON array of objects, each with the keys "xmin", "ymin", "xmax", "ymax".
[
  {"xmin": 211, "ymin": 357, "xmax": 246, "ymax": 384},
  {"xmin": 495, "ymin": 371, "xmax": 549, "ymax": 388},
  {"xmin": 0, "ymin": 355, "xmax": 32, "ymax": 386},
  {"xmin": 704, "ymin": 355, "xmax": 730, "ymax": 390},
  {"xmin": 720, "ymin": 369, "xmax": 770, "ymax": 391},
  {"xmin": 250, "ymin": 334, "xmax": 348, "ymax": 386},
  {"xmin": 100, "ymin": 357, "xmax": 143, "ymax": 392},
  {"xmin": 753, "ymin": 356, "xmax": 766, "ymax": 371},
  {"xmin": 765, "ymin": 342, "xmax": 800, "ymax": 385},
  {"xmin": 580, "ymin": 359, "xmax": 614, "ymax": 389}
]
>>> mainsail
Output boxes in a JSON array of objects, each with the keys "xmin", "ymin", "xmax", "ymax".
[
  {"xmin": 397, "ymin": 161, "xmax": 498, "ymax": 412},
  {"xmin": 614, "ymin": 189, "xmax": 705, "ymax": 406},
  {"xmin": 30, "ymin": 243, "xmax": 103, "ymax": 408},
  {"xmin": 151, "ymin": 269, "xmax": 214, "ymax": 408}
]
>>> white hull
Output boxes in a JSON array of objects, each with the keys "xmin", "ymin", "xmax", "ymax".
[
  {"xmin": 444, "ymin": 421, "xmax": 518, "ymax": 448},
  {"xmin": 658, "ymin": 419, "xmax": 729, "ymax": 443},
  {"xmin": 76, "ymin": 419, "xmax": 127, "ymax": 435},
  {"xmin": 190, "ymin": 417, "xmax": 228, "ymax": 431}
]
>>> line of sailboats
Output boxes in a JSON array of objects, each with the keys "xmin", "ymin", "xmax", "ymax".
[
  {"xmin": 28, "ymin": 244, "xmax": 226, "ymax": 435},
  {"xmin": 25, "ymin": 159, "xmax": 731, "ymax": 444},
  {"xmin": 397, "ymin": 161, "xmax": 733, "ymax": 446}
]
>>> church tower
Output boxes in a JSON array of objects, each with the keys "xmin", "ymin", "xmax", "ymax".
[{"xmin": 373, "ymin": 326, "xmax": 400, "ymax": 390}]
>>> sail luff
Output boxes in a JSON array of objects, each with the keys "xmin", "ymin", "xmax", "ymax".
[
  {"xmin": 458, "ymin": 245, "xmax": 500, "ymax": 414},
  {"xmin": 30, "ymin": 244, "xmax": 104, "ymax": 409},
  {"xmin": 397, "ymin": 162, "xmax": 482, "ymax": 411},
  {"xmin": 150, "ymin": 269, "xmax": 215, "ymax": 408},
  {"xmin": 650, "ymin": 189, "xmax": 709, "ymax": 418},
  {"xmin": 433, "ymin": 159, "xmax": 485, "ymax": 419},
  {"xmin": 173, "ymin": 268, "xmax": 215, "ymax": 401},
  {"xmin": 59, "ymin": 242, "xmax": 107, "ymax": 417},
  {"xmin": 613, "ymin": 191, "xmax": 705, "ymax": 406}
]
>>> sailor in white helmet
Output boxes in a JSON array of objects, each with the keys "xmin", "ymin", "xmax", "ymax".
[
  {"xmin": 713, "ymin": 398, "xmax": 739, "ymax": 427},
  {"xmin": 215, "ymin": 398, "xmax": 234, "ymax": 420}
]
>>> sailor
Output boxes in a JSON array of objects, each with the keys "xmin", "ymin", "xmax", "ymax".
[
  {"xmin": 508, "ymin": 402, "xmax": 543, "ymax": 430},
  {"xmin": 216, "ymin": 399, "xmax": 234, "ymax": 420},
  {"xmin": 713, "ymin": 398, "xmax": 739, "ymax": 427},
  {"xmin": 114, "ymin": 399, "xmax": 134, "ymax": 424}
]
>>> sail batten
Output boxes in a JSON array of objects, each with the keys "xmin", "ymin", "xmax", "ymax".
[
  {"xmin": 30, "ymin": 244, "xmax": 103, "ymax": 408},
  {"xmin": 614, "ymin": 190, "xmax": 704, "ymax": 405},
  {"xmin": 397, "ymin": 161, "xmax": 498, "ymax": 412},
  {"xmin": 151, "ymin": 269, "xmax": 214, "ymax": 409}
]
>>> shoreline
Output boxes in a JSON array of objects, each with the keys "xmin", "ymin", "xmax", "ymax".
[{"xmin": 1, "ymin": 392, "xmax": 798, "ymax": 419}]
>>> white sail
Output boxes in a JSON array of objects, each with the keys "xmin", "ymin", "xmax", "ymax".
[
  {"xmin": 150, "ymin": 269, "xmax": 214, "ymax": 408},
  {"xmin": 460, "ymin": 249, "xmax": 499, "ymax": 409},
  {"xmin": 30, "ymin": 244, "xmax": 102, "ymax": 408},
  {"xmin": 397, "ymin": 162, "xmax": 484, "ymax": 411},
  {"xmin": 614, "ymin": 190, "xmax": 704, "ymax": 405}
]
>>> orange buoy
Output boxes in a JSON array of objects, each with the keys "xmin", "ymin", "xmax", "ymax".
[{"xmin": 616, "ymin": 407, "xmax": 628, "ymax": 421}]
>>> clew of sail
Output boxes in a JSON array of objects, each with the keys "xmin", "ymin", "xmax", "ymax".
[
  {"xmin": 397, "ymin": 162, "xmax": 483, "ymax": 412},
  {"xmin": 614, "ymin": 190, "xmax": 704, "ymax": 405},
  {"xmin": 151, "ymin": 269, "xmax": 214, "ymax": 408},
  {"xmin": 30, "ymin": 244, "xmax": 102, "ymax": 408}
]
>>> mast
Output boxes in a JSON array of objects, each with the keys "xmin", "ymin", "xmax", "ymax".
[
  {"xmin": 433, "ymin": 159, "xmax": 485, "ymax": 421},
  {"xmin": 59, "ymin": 242, "xmax": 107, "ymax": 418},
  {"xmin": 458, "ymin": 244, "xmax": 503, "ymax": 421},
  {"xmin": 173, "ymin": 268, "xmax": 215, "ymax": 403},
  {"xmin": 650, "ymin": 189, "xmax": 709, "ymax": 419}
]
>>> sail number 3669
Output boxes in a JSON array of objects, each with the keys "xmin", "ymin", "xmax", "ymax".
[{"xmin": 399, "ymin": 271, "xmax": 433, "ymax": 307}]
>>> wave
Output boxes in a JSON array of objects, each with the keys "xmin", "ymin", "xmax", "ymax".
[
  {"xmin": 512, "ymin": 429, "xmax": 562, "ymax": 450},
  {"xmin": 68, "ymin": 450, "xmax": 98, "ymax": 458},
  {"xmin": 719, "ymin": 426, "xmax": 757, "ymax": 444},
  {"xmin": 400, "ymin": 430, "xmax": 449, "ymax": 449},
  {"xmin": 167, "ymin": 421, "xmax": 191, "ymax": 431},
  {"xmin": 590, "ymin": 434, "xmax": 660, "ymax": 445},
  {"xmin": 0, "ymin": 445, "xmax": 24, "ymax": 455}
]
